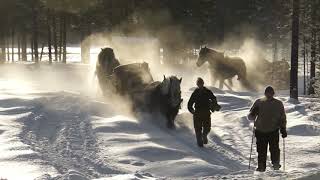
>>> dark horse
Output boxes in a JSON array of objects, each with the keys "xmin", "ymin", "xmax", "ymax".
[
  {"xmin": 132, "ymin": 75, "xmax": 183, "ymax": 128},
  {"xmin": 96, "ymin": 47, "xmax": 120, "ymax": 95},
  {"xmin": 197, "ymin": 47, "xmax": 253, "ymax": 90},
  {"xmin": 96, "ymin": 47, "xmax": 183, "ymax": 128}
]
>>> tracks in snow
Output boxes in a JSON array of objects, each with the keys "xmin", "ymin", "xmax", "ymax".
[{"xmin": 18, "ymin": 94, "xmax": 123, "ymax": 179}]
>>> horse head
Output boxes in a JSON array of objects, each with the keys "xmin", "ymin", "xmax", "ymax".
[
  {"xmin": 197, "ymin": 47, "xmax": 224, "ymax": 67},
  {"xmin": 160, "ymin": 75, "xmax": 183, "ymax": 108},
  {"xmin": 197, "ymin": 47, "xmax": 210, "ymax": 67},
  {"xmin": 97, "ymin": 47, "xmax": 120, "ymax": 75}
]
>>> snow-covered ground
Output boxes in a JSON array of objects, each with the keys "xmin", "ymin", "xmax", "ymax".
[{"xmin": 0, "ymin": 63, "xmax": 319, "ymax": 180}]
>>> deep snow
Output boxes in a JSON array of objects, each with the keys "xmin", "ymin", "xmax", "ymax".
[{"xmin": 0, "ymin": 63, "xmax": 319, "ymax": 180}]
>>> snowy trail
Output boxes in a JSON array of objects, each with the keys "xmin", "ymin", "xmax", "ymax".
[
  {"xmin": 0, "ymin": 64, "xmax": 320, "ymax": 179},
  {"xmin": 18, "ymin": 94, "xmax": 123, "ymax": 178},
  {"xmin": 0, "ymin": 88, "xmax": 251, "ymax": 179},
  {"xmin": 0, "ymin": 92, "xmax": 125, "ymax": 179}
]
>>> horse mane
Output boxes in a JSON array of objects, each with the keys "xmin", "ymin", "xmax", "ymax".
[
  {"xmin": 168, "ymin": 75, "xmax": 180, "ymax": 81},
  {"xmin": 206, "ymin": 47, "xmax": 224, "ymax": 55},
  {"xmin": 160, "ymin": 75, "xmax": 181, "ymax": 95},
  {"xmin": 199, "ymin": 47, "xmax": 224, "ymax": 58}
]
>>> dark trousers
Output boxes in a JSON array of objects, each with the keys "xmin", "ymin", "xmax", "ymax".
[
  {"xmin": 255, "ymin": 129, "xmax": 280, "ymax": 170},
  {"xmin": 193, "ymin": 112, "xmax": 211, "ymax": 145}
]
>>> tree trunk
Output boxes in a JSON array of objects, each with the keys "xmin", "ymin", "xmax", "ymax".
[
  {"xmin": 62, "ymin": 13, "xmax": 67, "ymax": 63},
  {"xmin": 21, "ymin": 32, "xmax": 27, "ymax": 61},
  {"xmin": 217, "ymin": 0, "xmax": 225, "ymax": 44},
  {"xmin": 40, "ymin": 43, "xmax": 45, "ymax": 61},
  {"xmin": 11, "ymin": 28, "xmax": 14, "ymax": 62},
  {"xmin": 303, "ymin": 36, "xmax": 306, "ymax": 95},
  {"xmin": 31, "ymin": 37, "xmax": 34, "ymax": 61},
  {"xmin": 0, "ymin": 32, "xmax": 6, "ymax": 63},
  {"xmin": 308, "ymin": 1, "xmax": 316, "ymax": 95},
  {"xmin": 318, "ymin": 35, "xmax": 320, "ymax": 82},
  {"xmin": 290, "ymin": 0, "xmax": 300, "ymax": 100},
  {"xmin": 59, "ymin": 14, "xmax": 63, "ymax": 62},
  {"xmin": 306, "ymin": 48, "xmax": 309, "ymax": 83},
  {"xmin": 47, "ymin": 9, "xmax": 52, "ymax": 64},
  {"xmin": 32, "ymin": 8, "xmax": 39, "ymax": 63},
  {"xmin": 309, "ymin": 33, "xmax": 316, "ymax": 95},
  {"xmin": 18, "ymin": 33, "xmax": 21, "ymax": 61},
  {"xmin": 6, "ymin": 33, "xmax": 10, "ymax": 61},
  {"xmin": 271, "ymin": 39, "xmax": 278, "ymax": 85},
  {"xmin": 52, "ymin": 14, "xmax": 58, "ymax": 61}
]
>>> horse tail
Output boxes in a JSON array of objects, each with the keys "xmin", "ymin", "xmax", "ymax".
[
  {"xmin": 236, "ymin": 59, "xmax": 256, "ymax": 91},
  {"xmin": 237, "ymin": 59, "xmax": 247, "ymax": 80}
]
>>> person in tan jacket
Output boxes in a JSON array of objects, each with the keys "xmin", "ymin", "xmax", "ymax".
[{"xmin": 248, "ymin": 86, "xmax": 287, "ymax": 172}]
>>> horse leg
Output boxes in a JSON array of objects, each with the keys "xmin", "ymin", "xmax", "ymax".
[
  {"xmin": 224, "ymin": 82, "xmax": 233, "ymax": 91},
  {"xmin": 240, "ymin": 78, "xmax": 257, "ymax": 91},
  {"xmin": 166, "ymin": 114, "xmax": 175, "ymax": 129},
  {"xmin": 210, "ymin": 70, "xmax": 217, "ymax": 86},
  {"xmin": 228, "ymin": 78, "xmax": 233, "ymax": 87},
  {"xmin": 166, "ymin": 108, "xmax": 178, "ymax": 129},
  {"xmin": 219, "ymin": 79, "xmax": 224, "ymax": 89},
  {"xmin": 212, "ymin": 78, "xmax": 217, "ymax": 87}
]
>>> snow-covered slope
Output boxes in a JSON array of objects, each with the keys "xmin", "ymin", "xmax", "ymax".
[{"xmin": 0, "ymin": 64, "xmax": 319, "ymax": 180}]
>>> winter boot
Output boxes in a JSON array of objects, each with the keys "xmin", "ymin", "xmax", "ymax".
[
  {"xmin": 197, "ymin": 138, "xmax": 204, "ymax": 147},
  {"xmin": 203, "ymin": 135, "xmax": 208, "ymax": 144},
  {"xmin": 273, "ymin": 164, "xmax": 281, "ymax": 170},
  {"xmin": 256, "ymin": 162, "xmax": 266, "ymax": 172},
  {"xmin": 256, "ymin": 167, "xmax": 266, "ymax": 172}
]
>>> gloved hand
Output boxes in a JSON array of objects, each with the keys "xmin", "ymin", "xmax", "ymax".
[
  {"xmin": 280, "ymin": 128, "xmax": 287, "ymax": 138},
  {"xmin": 247, "ymin": 114, "xmax": 256, "ymax": 121},
  {"xmin": 215, "ymin": 104, "xmax": 221, "ymax": 111}
]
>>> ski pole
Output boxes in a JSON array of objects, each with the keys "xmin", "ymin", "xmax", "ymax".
[
  {"xmin": 248, "ymin": 126, "xmax": 255, "ymax": 170},
  {"xmin": 283, "ymin": 138, "xmax": 285, "ymax": 171}
]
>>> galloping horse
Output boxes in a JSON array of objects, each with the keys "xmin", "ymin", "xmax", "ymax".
[
  {"xmin": 197, "ymin": 47, "xmax": 252, "ymax": 90},
  {"xmin": 96, "ymin": 47, "xmax": 183, "ymax": 128}
]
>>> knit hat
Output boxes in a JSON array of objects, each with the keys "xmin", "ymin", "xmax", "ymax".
[{"xmin": 265, "ymin": 86, "xmax": 275, "ymax": 94}]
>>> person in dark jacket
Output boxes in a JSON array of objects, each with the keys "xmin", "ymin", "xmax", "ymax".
[
  {"xmin": 188, "ymin": 78, "xmax": 220, "ymax": 147},
  {"xmin": 248, "ymin": 86, "xmax": 287, "ymax": 172}
]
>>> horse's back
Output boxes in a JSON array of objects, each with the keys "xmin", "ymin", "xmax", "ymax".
[
  {"xmin": 225, "ymin": 56, "xmax": 246, "ymax": 77},
  {"xmin": 113, "ymin": 62, "xmax": 153, "ymax": 83},
  {"xmin": 225, "ymin": 56, "xmax": 245, "ymax": 65},
  {"xmin": 112, "ymin": 62, "xmax": 154, "ymax": 94}
]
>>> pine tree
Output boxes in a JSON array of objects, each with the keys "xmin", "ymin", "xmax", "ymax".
[
  {"xmin": 290, "ymin": 0, "xmax": 300, "ymax": 100},
  {"xmin": 47, "ymin": 8, "xmax": 52, "ymax": 64}
]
